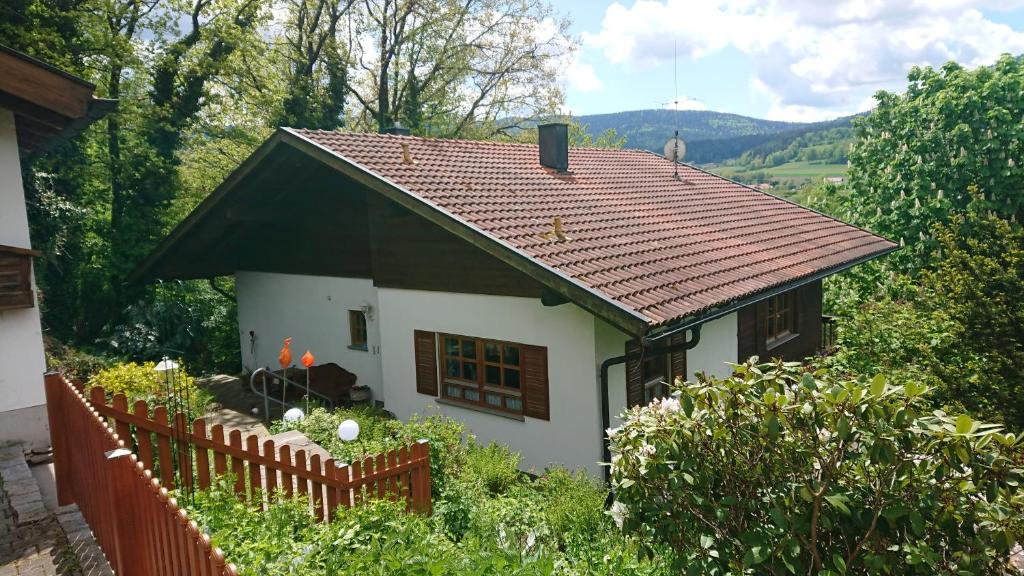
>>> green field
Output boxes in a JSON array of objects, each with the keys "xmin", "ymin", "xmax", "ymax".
[{"xmin": 712, "ymin": 159, "xmax": 848, "ymax": 191}]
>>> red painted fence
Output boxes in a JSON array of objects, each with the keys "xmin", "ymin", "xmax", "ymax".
[{"xmin": 45, "ymin": 372, "xmax": 238, "ymax": 576}]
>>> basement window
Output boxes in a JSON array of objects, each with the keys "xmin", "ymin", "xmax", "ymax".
[{"xmin": 348, "ymin": 310, "xmax": 368, "ymax": 350}]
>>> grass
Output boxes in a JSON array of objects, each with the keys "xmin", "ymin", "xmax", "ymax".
[{"xmin": 714, "ymin": 159, "xmax": 848, "ymax": 189}]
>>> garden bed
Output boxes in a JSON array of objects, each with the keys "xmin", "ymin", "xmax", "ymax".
[{"xmin": 186, "ymin": 406, "xmax": 675, "ymax": 575}]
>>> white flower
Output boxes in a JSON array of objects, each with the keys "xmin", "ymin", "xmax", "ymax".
[
  {"xmin": 609, "ymin": 501, "xmax": 629, "ymax": 529},
  {"xmin": 639, "ymin": 443, "xmax": 656, "ymax": 457},
  {"xmin": 606, "ymin": 426, "xmax": 620, "ymax": 439}
]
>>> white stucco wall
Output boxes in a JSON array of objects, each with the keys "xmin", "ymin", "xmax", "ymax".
[
  {"xmin": 594, "ymin": 318, "xmax": 629, "ymax": 427},
  {"xmin": 686, "ymin": 313, "xmax": 738, "ymax": 380},
  {"xmin": 377, "ymin": 288, "xmax": 605, "ymax": 477},
  {"xmin": 235, "ymin": 271, "xmax": 383, "ymax": 399},
  {"xmin": 0, "ymin": 108, "xmax": 49, "ymax": 447}
]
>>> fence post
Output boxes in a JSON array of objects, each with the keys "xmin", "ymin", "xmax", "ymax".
[{"xmin": 44, "ymin": 373, "xmax": 74, "ymax": 506}]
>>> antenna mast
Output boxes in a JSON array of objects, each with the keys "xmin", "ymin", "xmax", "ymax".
[{"xmin": 673, "ymin": 41, "xmax": 680, "ymax": 180}]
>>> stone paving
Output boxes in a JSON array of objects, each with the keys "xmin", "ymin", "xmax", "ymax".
[{"xmin": 0, "ymin": 446, "xmax": 111, "ymax": 576}]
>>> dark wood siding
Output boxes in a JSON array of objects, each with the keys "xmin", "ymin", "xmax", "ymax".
[
  {"xmin": 737, "ymin": 280, "xmax": 823, "ymax": 363},
  {"xmin": 368, "ymin": 195, "xmax": 546, "ymax": 298}
]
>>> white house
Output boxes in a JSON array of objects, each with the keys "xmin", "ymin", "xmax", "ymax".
[
  {"xmin": 133, "ymin": 124, "xmax": 895, "ymax": 477},
  {"xmin": 0, "ymin": 45, "xmax": 113, "ymax": 448}
]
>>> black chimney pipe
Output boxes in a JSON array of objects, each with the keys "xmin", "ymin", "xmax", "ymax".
[
  {"xmin": 538, "ymin": 122, "xmax": 568, "ymax": 172},
  {"xmin": 383, "ymin": 122, "xmax": 411, "ymax": 136}
]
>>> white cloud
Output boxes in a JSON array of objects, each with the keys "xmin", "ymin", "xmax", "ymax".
[
  {"xmin": 583, "ymin": 0, "xmax": 1024, "ymax": 120},
  {"xmin": 565, "ymin": 56, "xmax": 604, "ymax": 92}
]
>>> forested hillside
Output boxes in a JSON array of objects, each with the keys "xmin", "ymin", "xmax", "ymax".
[{"xmin": 576, "ymin": 108, "xmax": 855, "ymax": 164}]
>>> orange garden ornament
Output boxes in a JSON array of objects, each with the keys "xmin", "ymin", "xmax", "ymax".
[
  {"xmin": 278, "ymin": 337, "xmax": 293, "ymax": 368},
  {"xmin": 301, "ymin": 350, "xmax": 315, "ymax": 368}
]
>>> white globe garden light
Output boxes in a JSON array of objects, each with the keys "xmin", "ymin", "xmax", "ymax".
[
  {"xmin": 283, "ymin": 408, "xmax": 305, "ymax": 423},
  {"xmin": 337, "ymin": 419, "xmax": 360, "ymax": 442}
]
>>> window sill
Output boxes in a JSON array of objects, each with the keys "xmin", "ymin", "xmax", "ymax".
[
  {"xmin": 766, "ymin": 332, "xmax": 800, "ymax": 351},
  {"xmin": 435, "ymin": 398, "xmax": 525, "ymax": 422},
  {"xmin": 347, "ymin": 344, "xmax": 368, "ymax": 352}
]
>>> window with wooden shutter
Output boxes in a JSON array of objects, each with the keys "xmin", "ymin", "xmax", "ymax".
[
  {"xmin": 0, "ymin": 246, "xmax": 37, "ymax": 311},
  {"xmin": 413, "ymin": 330, "xmax": 438, "ymax": 396},
  {"xmin": 669, "ymin": 333, "xmax": 687, "ymax": 384},
  {"xmin": 520, "ymin": 344, "xmax": 548, "ymax": 420},
  {"xmin": 419, "ymin": 331, "xmax": 549, "ymax": 419},
  {"xmin": 625, "ymin": 339, "xmax": 643, "ymax": 407}
]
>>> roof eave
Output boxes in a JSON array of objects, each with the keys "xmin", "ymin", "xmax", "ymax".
[
  {"xmin": 642, "ymin": 243, "xmax": 899, "ymax": 343},
  {"xmin": 126, "ymin": 131, "xmax": 288, "ymax": 284}
]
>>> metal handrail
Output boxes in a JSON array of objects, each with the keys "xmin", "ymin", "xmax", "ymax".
[{"xmin": 249, "ymin": 366, "xmax": 335, "ymax": 422}]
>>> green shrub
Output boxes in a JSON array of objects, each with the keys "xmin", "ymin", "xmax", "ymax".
[
  {"xmin": 463, "ymin": 440, "xmax": 522, "ymax": 494},
  {"xmin": 609, "ymin": 359, "xmax": 1024, "ymax": 575},
  {"xmin": 88, "ymin": 361, "xmax": 195, "ymax": 399},
  {"xmin": 87, "ymin": 360, "xmax": 208, "ymax": 420},
  {"xmin": 44, "ymin": 336, "xmax": 111, "ymax": 381},
  {"xmin": 829, "ymin": 212, "xmax": 1024, "ymax": 429},
  {"xmin": 535, "ymin": 467, "xmax": 608, "ymax": 550}
]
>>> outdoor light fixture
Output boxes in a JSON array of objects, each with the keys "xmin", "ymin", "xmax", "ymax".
[
  {"xmin": 154, "ymin": 358, "xmax": 179, "ymax": 373},
  {"xmin": 360, "ymin": 303, "xmax": 374, "ymax": 322},
  {"xmin": 283, "ymin": 407, "xmax": 305, "ymax": 422},
  {"xmin": 337, "ymin": 419, "xmax": 360, "ymax": 442}
]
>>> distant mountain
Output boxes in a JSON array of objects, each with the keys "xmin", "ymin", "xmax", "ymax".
[{"xmin": 575, "ymin": 109, "xmax": 859, "ymax": 164}]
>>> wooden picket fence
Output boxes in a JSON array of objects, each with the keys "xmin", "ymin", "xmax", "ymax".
[
  {"xmin": 45, "ymin": 372, "xmax": 238, "ymax": 575},
  {"xmin": 54, "ymin": 374, "xmax": 431, "ymax": 520}
]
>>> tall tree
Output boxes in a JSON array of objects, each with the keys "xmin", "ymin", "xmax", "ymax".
[
  {"xmin": 348, "ymin": 0, "xmax": 571, "ymax": 136},
  {"xmin": 846, "ymin": 55, "xmax": 1024, "ymax": 270}
]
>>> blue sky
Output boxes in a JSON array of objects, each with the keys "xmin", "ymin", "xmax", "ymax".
[{"xmin": 548, "ymin": 0, "xmax": 1024, "ymax": 121}]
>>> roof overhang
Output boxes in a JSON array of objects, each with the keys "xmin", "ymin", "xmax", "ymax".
[
  {"xmin": 0, "ymin": 45, "xmax": 116, "ymax": 159},
  {"xmin": 642, "ymin": 245, "xmax": 898, "ymax": 343}
]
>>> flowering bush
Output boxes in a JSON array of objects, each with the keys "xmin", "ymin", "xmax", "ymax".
[
  {"xmin": 608, "ymin": 360, "xmax": 1024, "ymax": 575},
  {"xmin": 88, "ymin": 360, "xmax": 196, "ymax": 401}
]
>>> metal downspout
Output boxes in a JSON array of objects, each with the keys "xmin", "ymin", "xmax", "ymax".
[{"xmin": 599, "ymin": 325, "xmax": 702, "ymax": 483}]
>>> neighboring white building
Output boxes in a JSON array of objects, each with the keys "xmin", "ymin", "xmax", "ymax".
[
  {"xmin": 0, "ymin": 46, "xmax": 113, "ymax": 448},
  {"xmin": 134, "ymin": 125, "xmax": 896, "ymax": 477}
]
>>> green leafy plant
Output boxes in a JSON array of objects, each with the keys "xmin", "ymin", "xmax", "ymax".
[
  {"xmin": 609, "ymin": 359, "xmax": 1024, "ymax": 575},
  {"xmin": 463, "ymin": 440, "xmax": 522, "ymax": 494},
  {"xmin": 829, "ymin": 212, "xmax": 1024, "ymax": 429}
]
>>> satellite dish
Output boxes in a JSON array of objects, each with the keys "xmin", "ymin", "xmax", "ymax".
[{"xmin": 664, "ymin": 138, "xmax": 686, "ymax": 163}]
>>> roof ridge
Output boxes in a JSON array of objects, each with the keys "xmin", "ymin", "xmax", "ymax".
[{"xmin": 284, "ymin": 127, "xmax": 657, "ymax": 154}]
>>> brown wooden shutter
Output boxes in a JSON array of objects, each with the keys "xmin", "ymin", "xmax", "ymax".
[
  {"xmin": 625, "ymin": 339, "xmax": 643, "ymax": 408},
  {"xmin": 521, "ymin": 344, "xmax": 549, "ymax": 420},
  {"xmin": 669, "ymin": 333, "xmax": 687, "ymax": 384},
  {"xmin": 413, "ymin": 330, "xmax": 438, "ymax": 396}
]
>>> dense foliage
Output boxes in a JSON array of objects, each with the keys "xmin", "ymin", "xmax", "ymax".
[
  {"xmin": 87, "ymin": 360, "xmax": 209, "ymax": 419},
  {"xmin": 828, "ymin": 212, "xmax": 1024, "ymax": 429},
  {"xmin": 846, "ymin": 54, "xmax": 1024, "ymax": 271},
  {"xmin": 195, "ymin": 409, "xmax": 673, "ymax": 575},
  {"xmin": 609, "ymin": 360, "xmax": 1024, "ymax": 575}
]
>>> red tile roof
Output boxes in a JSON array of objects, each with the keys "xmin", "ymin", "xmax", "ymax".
[{"xmin": 290, "ymin": 129, "xmax": 896, "ymax": 327}]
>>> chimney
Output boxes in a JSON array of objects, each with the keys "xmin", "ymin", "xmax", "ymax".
[
  {"xmin": 538, "ymin": 123, "xmax": 568, "ymax": 172},
  {"xmin": 382, "ymin": 122, "xmax": 411, "ymax": 136}
]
